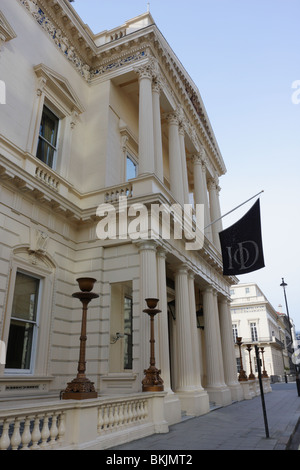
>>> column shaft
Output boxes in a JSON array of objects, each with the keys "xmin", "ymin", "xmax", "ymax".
[
  {"xmin": 136, "ymin": 66, "xmax": 155, "ymax": 175},
  {"xmin": 208, "ymin": 179, "xmax": 222, "ymax": 251},
  {"xmin": 156, "ymin": 249, "xmax": 172, "ymax": 393},
  {"xmin": 219, "ymin": 298, "xmax": 243, "ymax": 401},
  {"xmin": 203, "ymin": 287, "xmax": 223, "ymax": 388},
  {"xmin": 167, "ymin": 114, "xmax": 184, "ymax": 205},
  {"xmin": 193, "ymin": 152, "xmax": 212, "ymax": 241},
  {"xmin": 174, "ymin": 265, "xmax": 195, "ymax": 392},
  {"xmin": 138, "ymin": 241, "xmax": 158, "ymax": 387},
  {"xmin": 152, "ymin": 80, "xmax": 164, "ymax": 182},
  {"xmin": 188, "ymin": 273, "xmax": 203, "ymax": 389},
  {"xmin": 179, "ymin": 126, "xmax": 190, "ymax": 205}
]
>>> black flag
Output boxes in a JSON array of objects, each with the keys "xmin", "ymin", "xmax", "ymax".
[{"xmin": 219, "ymin": 199, "xmax": 265, "ymax": 276}]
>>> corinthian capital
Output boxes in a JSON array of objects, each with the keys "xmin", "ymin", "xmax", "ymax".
[
  {"xmin": 207, "ymin": 177, "xmax": 220, "ymax": 192},
  {"xmin": 134, "ymin": 63, "xmax": 153, "ymax": 80},
  {"xmin": 134, "ymin": 57, "xmax": 159, "ymax": 81},
  {"xmin": 164, "ymin": 112, "xmax": 179, "ymax": 126},
  {"xmin": 152, "ymin": 77, "xmax": 162, "ymax": 94}
]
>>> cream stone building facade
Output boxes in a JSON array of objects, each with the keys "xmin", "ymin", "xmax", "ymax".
[{"xmin": 0, "ymin": 0, "xmax": 267, "ymax": 450}]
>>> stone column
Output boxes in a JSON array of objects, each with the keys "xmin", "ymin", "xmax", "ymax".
[
  {"xmin": 218, "ymin": 297, "xmax": 243, "ymax": 402},
  {"xmin": 192, "ymin": 150, "xmax": 212, "ymax": 241},
  {"xmin": 137, "ymin": 241, "xmax": 158, "ymax": 389},
  {"xmin": 156, "ymin": 248, "xmax": 172, "ymax": 393},
  {"xmin": 157, "ymin": 249, "xmax": 181, "ymax": 424},
  {"xmin": 166, "ymin": 113, "xmax": 184, "ymax": 205},
  {"xmin": 152, "ymin": 79, "xmax": 164, "ymax": 182},
  {"xmin": 135, "ymin": 63, "xmax": 155, "ymax": 175},
  {"xmin": 174, "ymin": 265, "xmax": 209, "ymax": 416},
  {"xmin": 208, "ymin": 177, "xmax": 222, "ymax": 251},
  {"xmin": 203, "ymin": 287, "xmax": 231, "ymax": 406},
  {"xmin": 179, "ymin": 125, "xmax": 190, "ymax": 205},
  {"xmin": 187, "ymin": 272, "xmax": 203, "ymax": 389}
]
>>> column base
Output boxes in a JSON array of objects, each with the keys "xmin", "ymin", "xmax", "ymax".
[
  {"xmin": 262, "ymin": 377, "xmax": 272, "ymax": 393},
  {"xmin": 163, "ymin": 392, "xmax": 182, "ymax": 425},
  {"xmin": 227, "ymin": 382, "xmax": 243, "ymax": 402},
  {"xmin": 205, "ymin": 386, "xmax": 232, "ymax": 406},
  {"xmin": 239, "ymin": 380, "xmax": 255, "ymax": 400},
  {"xmin": 176, "ymin": 389, "xmax": 210, "ymax": 417}
]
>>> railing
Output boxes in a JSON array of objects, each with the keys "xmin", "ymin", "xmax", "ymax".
[
  {"xmin": 105, "ymin": 183, "xmax": 133, "ymax": 203},
  {"xmin": 0, "ymin": 408, "xmax": 65, "ymax": 450},
  {"xmin": 0, "ymin": 393, "xmax": 168, "ymax": 450},
  {"xmin": 35, "ymin": 166, "xmax": 60, "ymax": 192},
  {"xmin": 236, "ymin": 336, "xmax": 284, "ymax": 348},
  {"xmin": 98, "ymin": 397, "xmax": 148, "ymax": 434}
]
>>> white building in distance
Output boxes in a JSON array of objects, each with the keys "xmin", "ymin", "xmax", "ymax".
[{"xmin": 230, "ymin": 283, "xmax": 293, "ymax": 380}]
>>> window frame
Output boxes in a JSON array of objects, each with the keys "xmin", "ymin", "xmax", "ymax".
[
  {"xmin": 126, "ymin": 152, "xmax": 138, "ymax": 182},
  {"xmin": 1, "ymin": 250, "xmax": 55, "ymax": 378},
  {"xmin": 27, "ymin": 64, "xmax": 85, "ymax": 176},
  {"xmin": 36, "ymin": 104, "xmax": 60, "ymax": 170},
  {"xmin": 5, "ymin": 270, "xmax": 43, "ymax": 375},
  {"xmin": 250, "ymin": 322, "xmax": 258, "ymax": 342}
]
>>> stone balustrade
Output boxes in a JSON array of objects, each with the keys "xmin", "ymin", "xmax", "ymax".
[{"xmin": 0, "ymin": 393, "xmax": 168, "ymax": 450}]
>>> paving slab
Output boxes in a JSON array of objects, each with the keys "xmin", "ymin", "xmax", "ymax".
[{"xmin": 109, "ymin": 383, "xmax": 300, "ymax": 451}]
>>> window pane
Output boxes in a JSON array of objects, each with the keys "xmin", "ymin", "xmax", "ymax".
[
  {"xmin": 6, "ymin": 320, "xmax": 34, "ymax": 370},
  {"xmin": 36, "ymin": 106, "xmax": 58, "ymax": 168},
  {"xmin": 5, "ymin": 272, "xmax": 40, "ymax": 370},
  {"xmin": 123, "ymin": 296, "xmax": 133, "ymax": 370},
  {"xmin": 126, "ymin": 156, "xmax": 136, "ymax": 181},
  {"xmin": 11, "ymin": 273, "xmax": 40, "ymax": 321},
  {"xmin": 40, "ymin": 107, "xmax": 59, "ymax": 147},
  {"xmin": 36, "ymin": 138, "xmax": 55, "ymax": 167}
]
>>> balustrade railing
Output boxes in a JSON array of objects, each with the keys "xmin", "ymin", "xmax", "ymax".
[
  {"xmin": 98, "ymin": 398, "xmax": 148, "ymax": 434},
  {"xmin": 105, "ymin": 184, "xmax": 133, "ymax": 203},
  {"xmin": 0, "ymin": 393, "xmax": 167, "ymax": 450},
  {"xmin": 0, "ymin": 409, "xmax": 65, "ymax": 450},
  {"xmin": 35, "ymin": 166, "xmax": 60, "ymax": 191}
]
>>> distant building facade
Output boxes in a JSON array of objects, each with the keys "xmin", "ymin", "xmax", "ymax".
[{"xmin": 231, "ymin": 283, "xmax": 293, "ymax": 380}]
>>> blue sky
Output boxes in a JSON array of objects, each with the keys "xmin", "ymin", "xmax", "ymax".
[{"xmin": 72, "ymin": 1, "xmax": 300, "ymax": 329}]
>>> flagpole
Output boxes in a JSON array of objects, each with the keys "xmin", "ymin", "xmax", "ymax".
[{"xmin": 204, "ymin": 190, "xmax": 264, "ymax": 230}]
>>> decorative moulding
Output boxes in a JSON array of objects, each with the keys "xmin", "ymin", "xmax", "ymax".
[
  {"xmin": 34, "ymin": 63, "xmax": 85, "ymax": 115},
  {"xmin": 0, "ymin": 10, "xmax": 17, "ymax": 44}
]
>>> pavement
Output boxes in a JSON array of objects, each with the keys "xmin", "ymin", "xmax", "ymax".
[{"xmin": 109, "ymin": 383, "xmax": 300, "ymax": 451}]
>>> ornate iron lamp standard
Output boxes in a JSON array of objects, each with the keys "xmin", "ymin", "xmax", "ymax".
[
  {"xmin": 142, "ymin": 298, "xmax": 164, "ymax": 392},
  {"xmin": 62, "ymin": 278, "xmax": 99, "ymax": 400},
  {"xmin": 260, "ymin": 347, "xmax": 269, "ymax": 378},
  {"xmin": 236, "ymin": 337, "xmax": 248, "ymax": 381},
  {"xmin": 246, "ymin": 344, "xmax": 256, "ymax": 379}
]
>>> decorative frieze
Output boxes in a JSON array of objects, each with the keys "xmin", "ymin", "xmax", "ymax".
[
  {"xmin": 91, "ymin": 51, "xmax": 146, "ymax": 79},
  {"xmin": 19, "ymin": 0, "xmax": 91, "ymax": 80}
]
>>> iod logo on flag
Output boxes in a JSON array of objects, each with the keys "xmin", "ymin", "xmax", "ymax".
[{"xmin": 0, "ymin": 80, "xmax": 6, "ymax": 104}]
